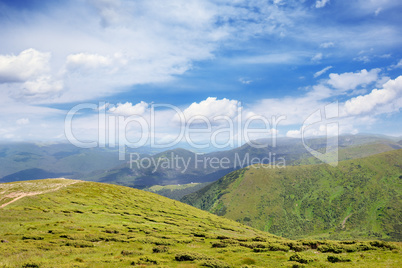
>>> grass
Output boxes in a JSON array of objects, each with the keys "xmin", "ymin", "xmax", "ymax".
[
  {"xmin": 0, "ymin": 179, "xmax": 400, "ymax": 267},
  {"xmin": 182, "ymin": 149, "xmax": 402, "ymax": 241}
]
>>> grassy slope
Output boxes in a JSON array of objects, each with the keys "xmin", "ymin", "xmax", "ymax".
[
  {"xmin": 182, "ymin": 149, "xmax": 402, "ymax": 241},
  {"xmin": 144, "ymin": 182, "xmax": 211, "ymax": 200},
  {"xmin": 0, "ymin": 179, "xmax": 400, "ymax": 267}
]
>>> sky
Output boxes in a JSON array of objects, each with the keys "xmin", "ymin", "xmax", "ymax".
[{"xmin": 0, "ymin": 0, "xmax": 401, "ymax": 150}]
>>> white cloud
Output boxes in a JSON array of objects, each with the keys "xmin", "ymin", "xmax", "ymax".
[
  {"xmin": 314, "ymin": 66, "xmax": 333, "ymax": 78},
  {"xmin": 16, "ymin": 118, "xmax": 30, "ymax": 125},
  {"xmin": 239, "ymin": 78, "xmax": 253, "ymax": 84},
  {"xmin": 0, "ymin": 49, "xmax": 50, "ymax": 83},
  {"xmin": 22, "ymin": 76, "xmax": 63, "ymax": 95},
  {"xmin": 311, "ymin": 53, "xmax": 323, "ymax": 62},
  {"xmin": 179, "ymin": 97, "xmax": 240, "ymax": 122},
  {"xmin": 389, "ymin": 59, "xmax": 402, "ymax": 70},
  {"xmin": 320, "ymin": 42, "xmax": 334, "ymax": 48},
  {"xmin": 108, "ymin": 101, "xmax": 149, "ymax": 116},
  {"xmin": 343, "ymin": 76, "xmax": 402, "ymax": 116},
  {"xmin": 66, "ymin": 53, "xmax": 113, "ymax": 70},
  {"xmin": 315, "ymin": 0, "xmax": 330, "ymax": 8},
  {"xmin": 327, "ymin": 68, "xmax": 381, "ymax": 92},
  {"xmin": 286, "ymin": 129, "xmax": 301, "ymax": 138}
]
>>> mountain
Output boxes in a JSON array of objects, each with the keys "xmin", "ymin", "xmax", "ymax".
[
  {"xmin": 87, "ymin": 134, "xmax": 402, "ymax": 188},
  {"xmin": 0, "ymin": 143, "xmax": 126, "ymax": 182},
  {"xmin": 182, "ymin": 149, "xmax": 402, "ymax": 241},
  {"xmin": 144, "ymin": 182, "xmax": 211, "ymax": 200},
  {"xmin": 86, "ymin": 148, "xmax": 237, "ymax": 188},
  {"xmin": 1, "ymin": 179, "xmax": 400, "ymax": 267}
]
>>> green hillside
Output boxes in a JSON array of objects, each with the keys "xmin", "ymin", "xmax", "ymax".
[
  {"xmin": 182, "ymin": 149, "xmax": 402, "ymax": 241},
  {"xmin": 1, "ymin": 179, "xmax": 401, "ymax": 267},
  {"xmin": 144, "ymin": 182, "xmax": 211, "ymax": 200}
]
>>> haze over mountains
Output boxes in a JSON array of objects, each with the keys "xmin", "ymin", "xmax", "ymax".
[
  {"xmin": 1, "ymin": 134, "xmax": 400, "ymax": 189},
  {"xmin": 51, "ymin": 134, "xmax": 402, "ymax": 188}
]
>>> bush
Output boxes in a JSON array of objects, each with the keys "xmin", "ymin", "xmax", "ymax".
[
  {"xmin": 121, "ymin": 250, "xmax": 134, "ymax": 256},
  {"xmin": 22, "ymin": 236, "xmax": 44, "ymax": 240},
  {"xmin": 327, "ymin": 255, "xmax": 352, "ymax": 263},
  {"xmin": 200, "ymin": 259, "xmax": 231, "ymax": 268},
  {"xmin": 318, "ymin": 244, "xmax": 344, "ymax": 253},
  {"xmin": 287, "ymin": 242, "xmax": 306, "ymax": 252},
  {"xmin": 65, "ymin": 241, "xmax": 94, "ymax": 248},
  {"xmin": 22, "ymin": 264, "xmax": 40, "ymax": 268},
  {"xmin": 267, "ymin": 243, "xmax": 290, "ymax": 252},
  {"xmin": 175, "ymin": 252, "xmax": 209, "ymax": 261},
  {"xmin": 289, "ymin": 253, "xmax": 314, "ymax": 264},
  {"xmin": 370, "ymin": 241, "xmax": 397, "ymax": 250},
  {"xmin": 212, "ymin": 242, "xmax": 227, "ymax": 248},
  {"xmin": 152, "ymin": 246, "xmax": 169, "ymax": 253}
]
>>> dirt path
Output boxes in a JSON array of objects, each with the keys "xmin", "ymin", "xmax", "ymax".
[
  {"xmin": 341, "ymin": 213, "xmax": 353, "ymax": 229},
  {"xmin": 0, "ymin": 180, "xmax": 80, "ymax": 209}
]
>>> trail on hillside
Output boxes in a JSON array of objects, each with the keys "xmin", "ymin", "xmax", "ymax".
[
  {"xmin": 0, "ymin": 179, "xmax": 80, "ymax": 208},
  {"xmin": 341, "ymin": 213, "xmax": 353, "ymax": 229}
]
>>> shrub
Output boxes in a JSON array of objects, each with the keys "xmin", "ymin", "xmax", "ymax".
[
  {"xmin": 370, "ymin": 241, "xmax": 397, "ymax": 250},
  {"xmin": 175, "ymin": 252, "xmax": 209, "ymax": 261},
  {"xmin": 200, "ymin": 259, "xmax": 231, "ymax": 268},
  {"xmin": 65, "ymin": 241, "xmax": 94, "ymax": 248},
  {"xmin": 287, "ymin": 242, "xmax": 306, "ymax": 252},
  {"xmin": 22, "ymin": 236, "xmax": 44, "ymax": 240},
  {"xmin": 267, "ymin": 243, "xmax": 290, "ymax": 252},
  {"xmin": 193, "ymin": 232, "xmax": 206, "ymax": 237},
  {"xmin": 289, "ymin": 253, "xmax": 314, "ymax": 264},
  {"xmin": 105, "ymin": 229, "xmax": 119, "ymax": 234},
  {"xmin": 327, "ymin": 255, "xmax": 352, "ymax": 263},
  {"xmin": 121, "ymin": 250, "xmax": 134, "ymax": 256},
  {"xmin": 212, "ymin": 242, "xmax": 227, "ymax": 248},
  {"xmin": 152, "ymin": 246, "xmax": 169, "ymax": 253},
  {"xmin": 22, "ymin": 264, "xmax": 40, "ymax": 268},
  {"xmin": 300, "ymin": 240, "xmax": 320, "ymax": 249},
  {"xmin": 317, "ymin": 244, "xmax": 343, "ymax": 253}
]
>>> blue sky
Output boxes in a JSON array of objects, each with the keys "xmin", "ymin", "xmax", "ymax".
[{"xmin": 0, "ymin": 0, "xmax": 401, "ymax": 148}]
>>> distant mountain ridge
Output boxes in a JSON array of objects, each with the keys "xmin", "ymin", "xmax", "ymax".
[
  {"xmin": 86, "ymin": 134, "xmax": 402, "ymax": 188},
  {"xmin": 1, "ymin": 134, "xmax": 401, "ymax": 189},
  {"xmin": 182, "ymin": 149, "xmax": 402, "ymax": 241}
]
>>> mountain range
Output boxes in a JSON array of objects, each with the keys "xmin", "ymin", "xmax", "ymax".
[{"xmin": 182, "ymin": 149, "xmax": 402, "ymax": 241}]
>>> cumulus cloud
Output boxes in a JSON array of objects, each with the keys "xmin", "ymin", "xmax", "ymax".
[
  {"xmin": 343, "ymin": 76, "xmax": 402, "ymax": 115},
  {"xmin": 286, "ymin": 129, "xmax": 301, "ymax": 138},
  {"xmin": 66, "ymin": 53, "xmax": 113, "ymax": 70},
  {"xmin": 0, "ymin": 49, "xmax": 50, "ymax": 83},
  {"xmin": 22, "ymin": 76, "xmax": 63, "ymax": 95},
  {"xmin": 327, "ymin": 68, "xmax": 381, "ymax": 92},
  {"xmin": 108, "ymin": 101, "xmax": 149, "ymax": 116},
  {"xmin": 315, "ymin": 0, "xmax": 330, "ymax": 8},
  {"xmin": 178, "ymin": 97, "xmax": 240, "ymax": 123},
  {"xmin": 314, "ymin": 66, "xmax": 333, "ymax": 78}
]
